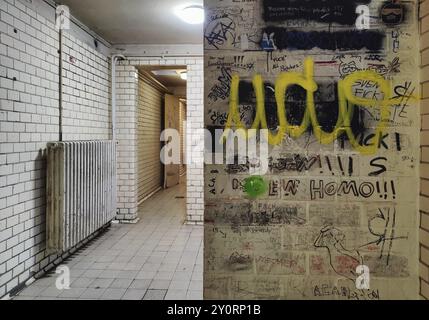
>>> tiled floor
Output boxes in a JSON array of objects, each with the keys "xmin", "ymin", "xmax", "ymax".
[{"xmin": 14, "ymin": 184, "xmax": 203, "ymax": 300}]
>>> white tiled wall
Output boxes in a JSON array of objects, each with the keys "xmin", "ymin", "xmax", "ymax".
[
  {"xmin": 115, "ymin": 65, "xmax": 139, "ymax": 220},
  {"xmin": 61, "ymin": 33, "xmax": 111, "ymax": 141},
  {"xmin": 0, "ymin": 0, "xmax": 111, "ymax": 297},
  {"xmin": 0, "ymin": 0, "xmax": 203, "ymax": 299},
  {"xmin": 185, "ymin": 60, "xmax": 204, "ymax": 225},
  {"xmin": 115, "ymin": 57, "xmax": 204, "ymax": 224}
]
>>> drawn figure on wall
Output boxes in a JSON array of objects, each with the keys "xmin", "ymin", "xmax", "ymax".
[
  {"xmin": 314, "ymin": 226, "xmax": 364, "ymax": 281},
  {"xmin": 359, "ymin": 208, "xmax": 408, "ymax": 265}
]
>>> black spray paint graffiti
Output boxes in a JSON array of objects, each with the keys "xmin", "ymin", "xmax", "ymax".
[
  {"xmin": 270, "ymin": 54, "xmax": 301, "ymax": 72},
  {"xmin": 230, "ymin": 178, "xmax": 301, "ymax": 197},
  {"xmin": 270, "ymin": 155, "xmax": 355, "ymax": 176},
  {"xmin": 208, "ymin": 105, "xmax": 254, "ymax": 127},
  {"xmin": 263, "ymin": 0, "xmax": 372, "ymax": 25},
  {"xmin": 392, "ymin": 29, "xmax": 400, "ymax": 53},
  {"xmin": 369, "ymin": 157, "xmax": 387, "ymax": 176},
  {"xmin": 223, "ymin": 154, "xmax": 392, "ymax": 177},
  {"xmin": 268, "ymin": 180, "xmax": 300, "ymax": 197},
  {"xmin": 227, "ymin": 252, "xmax": 253, "ymax": 271},
  {"xmin": 208, "ymin": 56, "xmax": 255, "ymax": 72},
  {"xmin": 391, "ymin": 81, "xmax": 416, "ymax": 121},
  {"xmin": 313, "ymin": 284, "xmax": 380, "ymax": 300},
  {"xmin": 270, "ymin": 155, "xmax": 320, "ymax": 174},
  {"xmin": 380, "ymin": 0, "xmax": 407, "ymax": 26},
  {"xmin": 352, "ymin": 80, "xmax": 416, "ymax": 127},
  {"xmin": 338, "ymin": 131, "xmax": 403, "ymax": 153},
  {"xmin": 209, "ymin": 110, "xmax": 228, "ymax": 126},
  {"xmin": 206, "ymin": 205, "xmax": 306, "ymax": 230},
  {"xmin": 205, "ymin": 17, "xmax": 237, "ymax": 49},
  {"xmin": 223, "ymin": 154, "xmax": 402, "ymax": 177},
  {"xmin": 314, "ymin": 207, "xmax": 408, "ymax": 282},
  {"xmin": 359, "ymin": 207, "xmax": 408, "ymax": 265},
  {"xmin": 338, "ymin": 55, "xmax": 402, "ymax": 77},
  {"xmin": 236, "ymin": 80, "xmax": 369, "ymax": 144},
  {"xmin": 208, "ymin": 66, "xmax": 232, "ymax": 102},
  {"xmin": 261, "ymin": 29, "xmax": 385, "ymax": 52},
  {"xmin": 310, "ymin": 180, "xmax": 397, "ymax": 200}
]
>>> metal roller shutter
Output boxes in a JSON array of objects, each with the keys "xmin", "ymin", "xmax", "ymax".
[
  {"xmin": 179, "ymin": 100, "xmax": 186, "ymax": 177},
  {"xmin": 137, "ymin": 74, "xmax": 163, "ymax": 203}
]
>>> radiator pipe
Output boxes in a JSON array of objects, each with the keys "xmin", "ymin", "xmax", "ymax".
[
  {"xmin": 59, "ymin": 28, "xmax": 63, "ymax": 142},
  {"xmin": 111, "ymin": 54, "xmax": 124, "ymax": 217},
  {"xmin": 111, "ymin": 54, "xmax": 125, "ymax": 142}
]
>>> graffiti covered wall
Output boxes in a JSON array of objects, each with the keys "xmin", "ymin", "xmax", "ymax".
[{"xmin": 204, "ymin": 0, "xmax": 421, "ymax": 299}]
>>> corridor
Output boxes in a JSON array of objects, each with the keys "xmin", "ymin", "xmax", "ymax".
[{"xmin": 13, "ymin": 186, "xmax": 203, "ymax": 300}]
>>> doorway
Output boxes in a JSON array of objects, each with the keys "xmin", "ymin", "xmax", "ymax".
[{"xmin": 136, "ymin": 66, "xmax": 188, "ymax": 215}]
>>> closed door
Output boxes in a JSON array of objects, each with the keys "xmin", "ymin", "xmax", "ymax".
[
  {"xmin": 164, "ymin": 94, "xmax": 180, "ymax": 188},
  {"xmin": 137, "ymin": 75, "xmax": 163, "ymax": 202}
]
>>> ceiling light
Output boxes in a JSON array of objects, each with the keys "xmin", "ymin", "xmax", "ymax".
[
  {"xmin": 175, "ymin": 4, "xmax": 204, "ymax": 25},
  {"xmin": 151, "ymin": 70, "xmax": 179, "ymax": 76},
  {"xmin": 179, "ymin": 72, "xmax": 187, "ymax": 80}
]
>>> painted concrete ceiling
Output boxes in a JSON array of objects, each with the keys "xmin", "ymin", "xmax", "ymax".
[
  {"xmin": 54, "ymin": 0, "xmax": 204, "ymax": 44},
  {"xmin": 138, "ymin": 66, "xmax": 187, "ymax": 87}
]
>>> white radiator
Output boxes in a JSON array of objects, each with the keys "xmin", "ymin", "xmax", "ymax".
[{"xmin": 46, "ymin": 141, "xmax": 117, "ymax": 253}]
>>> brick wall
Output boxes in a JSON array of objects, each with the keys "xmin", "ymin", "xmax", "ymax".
[
  {"xmin": 0, "ymin": 0, "xmax": 111, "ymax": 297},
  {"xmin": 115, "ymin": 57, "xmax": 204, "ymax": 224},
  {"xmin": 62, "ymin": 32, "xmax": 111, "ymax": 141},
  {"xmin": 204, "ymin": 0, "xmax": 421, "ymax": 300},
  {"xmin": 420, "ymin": 0, "xmax": 429, "ymax": 300},
  {"xmin": 116, "ymin": 65, "xmax": 138, "ymax": 220}
]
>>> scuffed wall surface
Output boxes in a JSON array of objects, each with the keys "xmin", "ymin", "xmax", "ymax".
[
  {"xmin": 204, "ymin": 0, "xmax": 421, "ymax": 299},
  {"xmin": 0, "ymin": 0, "xmax": 111, "ymax": 297},
  {"xmin": 420, "ymin": 0, "xmax": 429, "ymax": 300},
  {"xmin": 114, "ymin": 57, "xmax": 204, "ymax": 224}
]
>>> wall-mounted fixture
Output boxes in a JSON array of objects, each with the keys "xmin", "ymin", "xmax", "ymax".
[
  {"xmin": 150, "ymin": 69, "xmax": 187, "ymax": 81},
  {"xmin": 174, "ymin": 4, "xmax": 204, "ymax": 24},
  {"xmin": 179, "ymin": 71, "xmax": 187, "ymax": 80}
]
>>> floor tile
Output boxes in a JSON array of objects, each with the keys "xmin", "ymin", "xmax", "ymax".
[
  {"xmin": 13, "ymin": 296, "xmax": 34, "ymax": 300},
  {"xmin": 188, "ymin": 281, "xmax": 203, "ymax": 291},
  {"xmin": 59, "ymin": 288, "xmax": 86, "ymax": 299},
  {"xmin": 149, "ymin": 280, "xmax": 171, "ymax": 290},
  {"xmin": 169, "ymin": 280, "xmax": 190, "ymax": 290},
  {"xmin": 110, "ymin": 278, "xmax": 133, "ymax": 289},
  {"xmin": 18, "ymin": 285, "xmax": 45, "ymax": 297},
  {"xmin": 165, "ymin": 289, "xmax": 187, "ymax": 300},
  {"xmin": 38, "ymin": 287, "xmax": 63, "ymax": 298},
  {"xmin": 80, "ymin": 288, "xmax": 106, "ymax": 299},
  {"xmin": 100, "ymin": 288, "xmax": 127, "ymax": 300},
  {"xmin": 81, "ymin": 269, "xmax": 104, "ymax": 278},
  {"xmin": 122, "ymin": 289, "xmax": 147, "ymax": 300},
  {"xmin": 135, "ymin": 270, "xmax": 156, "ymax": 280},
  {"xmin": 143, "ymin": 289, "xmax": 167, "ymax": 300},
  {"xmin": 129, "ymin": 279, "xmax": 151, "ymax": 290},
  {"xmin": 13, "ymin": 185, "xmax": 202, "ymax": 301},
  {"xmin": 71, "ymin": 277, "xmax": 94, "ymax": 288},
  {"xmin": 173, "ymin": 271, "xmax": 192, "ymax": 281},
  {"xmin": 89, "ymin": 278, "xmax": 114, "ymax": 289},
  {"xmin": 187, "ymin": 290, "xmax": 203, "ymax": 300}
]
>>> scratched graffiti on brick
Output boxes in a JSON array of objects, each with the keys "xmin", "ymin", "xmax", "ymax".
[
  {"xmin": 205, "ymin": 201, "xmax": 306, "ymax": 228},
  {"xmin": 204, "ymin": 0, "xmax": 420, "ymax": 300}
]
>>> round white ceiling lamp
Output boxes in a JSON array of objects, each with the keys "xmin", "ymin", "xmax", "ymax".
[{"xmin": 175, "ymin": 4, "xmax": 204, "ymax": 25}]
